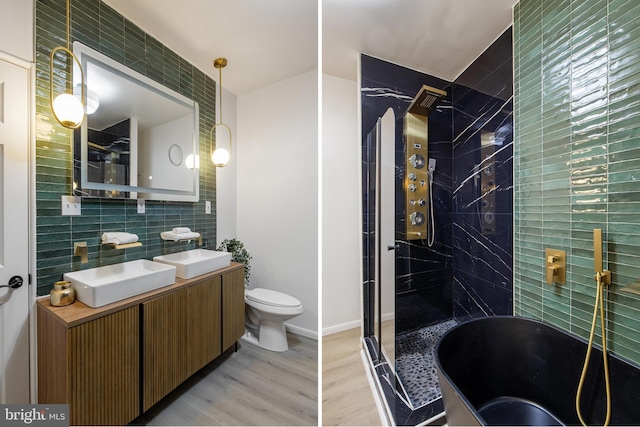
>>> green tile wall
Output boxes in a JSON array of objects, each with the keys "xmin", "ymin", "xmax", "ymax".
[
  {"xmin": 35, "ymin": 0, "xmax": 218, "ymax": 296},
  {"xmin": 514, "ymin": 0, "xmax": 640, "ymax": 365}
]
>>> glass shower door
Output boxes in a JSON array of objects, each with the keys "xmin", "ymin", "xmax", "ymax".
[{"xmin": 375, "ymin": 108, "xmax": 396, "ymax": 369}]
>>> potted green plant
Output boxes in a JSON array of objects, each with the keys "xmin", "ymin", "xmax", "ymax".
[{"xmin": 217, "ymin": 238, "xmax": 251, "ymax": 285}]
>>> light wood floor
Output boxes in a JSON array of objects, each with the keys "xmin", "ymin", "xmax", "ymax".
[
  {"xmin": 322, "ymin": 327, "xmax": 383, "ymax": 426},
  {"xmin": 132, "ymin": 333, "xmax": 318, "ymax": 426}
]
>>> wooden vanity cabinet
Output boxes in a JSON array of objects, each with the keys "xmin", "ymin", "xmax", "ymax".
[
  {"xmin": 37, "ymin": 263, "xmax": 244, "ymax": 426},
  {"xmin": 37, "ymin": 306, "xmax": 140, "ymax": 426},
  {"xmin": 143, "ymin": 277, "xmax": 222, "ymax": 411},
  {"xmin": 222, "ymin": 267, "xmax": 245, "ymax": 350}
]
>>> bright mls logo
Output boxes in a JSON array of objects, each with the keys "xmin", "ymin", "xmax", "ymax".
[{"xmin": 1, "ymin": 405, "xmax": 68, "ymax": 426}]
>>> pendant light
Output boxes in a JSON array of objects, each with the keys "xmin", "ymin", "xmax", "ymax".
[
  {"xmin": 49, "ymin": 0, "xmax": 85, "ymax": 129},
  {"xmin": 210, "ymin": 58, "xmax": 232, "ymax": 167}
]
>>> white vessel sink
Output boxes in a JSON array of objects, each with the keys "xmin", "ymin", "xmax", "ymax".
[
  {"xmin": 64, "ymin": 260, "xmax": 176, "ymax": 308},
  {"xmin": 153, "ymin": 249, "xmax": 232, "ymax": 279}
]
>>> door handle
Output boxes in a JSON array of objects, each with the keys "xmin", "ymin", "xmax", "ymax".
[{"xmin": 0, "ymin": 275, "xmax": 23, "ymax": 289}]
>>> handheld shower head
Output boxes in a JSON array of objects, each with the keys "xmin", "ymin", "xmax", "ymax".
[{"xmin": 428, "ymin": 158, "xmax": 436, "ymax": 174}]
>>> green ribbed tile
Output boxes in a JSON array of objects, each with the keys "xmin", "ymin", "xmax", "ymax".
[
  {"xmin": 608, "ymin": 201, "xmax": 640, "ymax": 215},
  {"xmin": 609, "ymin": 26, "xmax": 640, "ymax": 61},
  {"xmin": 98, "ymin": 9, "xmax": 124, "ymax": 62},
  {"xmin": 608, "ymin": 181, "xmax": 639, "ymax": 199},
  {"xmin": 542, "ymin": 96, "xmax": 571, "ymax": 116},
  {"xmin": 609, "ymin": 62, "xmax": 640, "ymax": 96},
  {"xmin": 72, "ymin": 1, "xmax": 100, "ymax": 49},
  {"xmin": 519, "ymin": 0, "xmax": 541, "ymax": 19},
  {"xmin": 609, "ymin": 116, "xmax": 640, "ymax": 141},
  {"xmin": 179, "ymin": 57, "xmax": 193, "ymax": 99},
  {"xmin": 542, "ymin": 22, "xmax": 570, "ymax": 49},
  {"xmin": 124, "ymin": 21, "xmax": 146, "ymax": 74},
  {"xmin": 608, "ymin": 0, "xmax": 640, "ymax": 19},
  {"xmin": 573, "ymin": 60, "xmax": 606, "ymax": 91},
  {"xmin": 571, "ymin": 0, "xmax": 606, "ymax": 32},
  {"xmin": 163, "ymin": 48, "xmax": 180, "ymax": 92},
  {"xmin": 609, "ymin": 3, "xmax": 640, "ymax": 34},
  {"xmin": 541, "ymin": 120, "xmax": 570, "ymax": 140},
  {"xmin": 611, "ymin": 256, "xmax": 640, "ymax": 278},
  {"xmin": 609, "ymin": 162, "xmax": 640, "ymax": 181},
  {"xmin": 608, "ymin": 321, "xmax": 640, "ymax": 349},
  {"xmin": 572, "ymin": 28, "xmax": 607, "ymax": 61},
  {"xmin": 608, "ymin": 122, "xmax": 640, "ymax": 145},
  {"xmin": 519, "ymin": 20, "xmax": 542, "ymax": 44},
  {"xmin": 609, "ymin": 91, "xmax": 640, "ymax": 121},
  {"xmin": 98, "ymin": 41, "xmax": 124, "ymax": 67},
  {"xmin": 144, "ymin": 35, "xmax": 164, "ymax": 84}
]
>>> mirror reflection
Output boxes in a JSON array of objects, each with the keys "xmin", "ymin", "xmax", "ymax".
[{"xmin": 72, "ymin": 42, "xmax": 199, "ymax": 201}]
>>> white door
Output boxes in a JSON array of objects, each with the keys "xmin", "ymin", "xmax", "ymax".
[{"xmin": 0, "ymin": 55, "xmax": 31, "ymax": 403}]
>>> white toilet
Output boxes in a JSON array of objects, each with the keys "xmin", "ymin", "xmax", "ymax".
[{"xmin": 242, "ymin": 288, "xmax": 304, "ymax": 352}]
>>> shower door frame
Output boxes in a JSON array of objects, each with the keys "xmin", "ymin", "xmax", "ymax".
[{"xmin": 362, "ymin": 108, "xmax": 396, "ymax": 361}]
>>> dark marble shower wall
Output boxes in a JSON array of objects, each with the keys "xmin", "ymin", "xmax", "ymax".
[
  {"xmin": 360, "ymin": 55, "xmax": 453, "ymax": 338},
  {"xmin": 451, "ymin": 29, "xmax": 514, "ymax": 319},
  {"xmin": 360, "ymin": 54, "xmax": 454, "ymax": 425},
  {"xmin": 361, "ymin": 28, "xmax": 514, "ymax": 338}
]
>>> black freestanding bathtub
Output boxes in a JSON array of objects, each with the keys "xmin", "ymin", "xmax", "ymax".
[{"xmin": 435, "ymin": 316, "xmax": 640, "ymax": 426}]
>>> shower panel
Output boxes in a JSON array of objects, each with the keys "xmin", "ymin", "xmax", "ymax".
[
  {"xmin": 404, "ymin": 85, "xmax": 446, "ymax": 241},
  {"xmin": 404, "ymin": 112, "xmax": 428, "ymax": 240}
]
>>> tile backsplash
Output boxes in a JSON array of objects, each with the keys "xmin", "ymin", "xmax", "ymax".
[
  {"xmin": 35, "ymin": 0, "xmax": 217, "ymax": 296},
  {"xmin": 514, "ymin": 0, "xmax": 640, "ymax": 365}
]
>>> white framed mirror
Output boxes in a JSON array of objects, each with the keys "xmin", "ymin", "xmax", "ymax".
[{"xmin": 72, "ymin": 42, "xmax": 199, "ymax": 201}]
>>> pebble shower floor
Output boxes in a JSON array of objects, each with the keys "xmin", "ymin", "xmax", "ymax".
[{"xmin": 395, "ymin": 319, "xmax": 458, "ymax": 408}]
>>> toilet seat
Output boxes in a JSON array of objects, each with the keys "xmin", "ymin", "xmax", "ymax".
[{"xmin": 246, "ymin": 288, "xmax": 302, "ymax": 308}]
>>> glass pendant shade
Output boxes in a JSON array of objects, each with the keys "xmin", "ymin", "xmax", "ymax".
[
  {"xmin": 52, "ymin": 93, "xmax": 84, "ymax": 128},
  {"xmin": 211, "ymin": 148, "xmax": 230, "ymax": 167},
  {"xmin": 209, "ymin": 122, "xmax": 232, "ymax": 168}
]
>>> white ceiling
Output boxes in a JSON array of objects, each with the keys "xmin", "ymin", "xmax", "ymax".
[
  {"xmin": 102, "ymin": 0, "xmax": 318, "ymax": 96},
  {"xmin": 323, "ymin": 0, "xmax": 519, "ymax": 82},
  {"xmin": 102, "ymin": 0, "xmax": 518, "ymax": 96}
]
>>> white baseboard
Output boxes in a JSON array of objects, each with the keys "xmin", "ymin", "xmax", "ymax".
[
  {"xmin": 322, "ymin": 312, "xmax": 394, "ymax": 336},
  {"xmin": 285, "ymin": 323, "xmax": 318, "ymax": 340},
  {"xmin": 322, "ymin": 319, "xmax": 361, "ymax": 336}
]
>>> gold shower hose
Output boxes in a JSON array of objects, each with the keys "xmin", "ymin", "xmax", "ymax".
[{"xmin": 575, "ymin": 271, "xmax": 612, "ymax": 426}]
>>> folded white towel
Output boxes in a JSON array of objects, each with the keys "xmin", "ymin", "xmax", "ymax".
[
  {"xmin": 160, "ymin": 231, "xmax": 201, "ymax": 241},
  {"xmin": 172, "ymin": 227, "xmax": 192, "ymax": 234},
  {"xmin": 102, "ymin": 232, "xmax": 139, "ymax": 245}
]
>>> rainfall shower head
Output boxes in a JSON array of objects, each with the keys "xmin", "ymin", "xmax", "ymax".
[{"xmin": 407, "ymin": 85, "xmax": 447, "ymax": 116}]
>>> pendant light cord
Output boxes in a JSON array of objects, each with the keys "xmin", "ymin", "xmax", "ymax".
[
  {"xmin": 218, "ymin": 65, "xmax": 223, "ymax": 123},
  {"xmin": 65, "ymin": 0, "xmax": 71, "ymax": 50}
]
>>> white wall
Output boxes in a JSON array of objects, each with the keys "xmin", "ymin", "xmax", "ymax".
[
  {"xmin": 0, "ymin": 0, "xmax": 33, "ymax": 63},
  {"xmin": 216, "ymin": 86, "xmax": 237, "ymax": 244},
  {"xmin": 321, "ymin": 74, "xmax": 361, "ymax": 335},
  {"xmin": 236, "ymin": 70, "xmax": 318, "ymax": 338}
]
